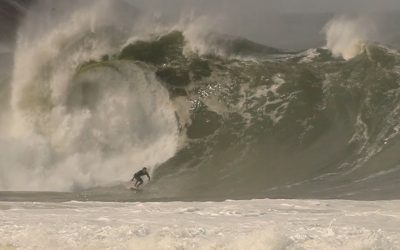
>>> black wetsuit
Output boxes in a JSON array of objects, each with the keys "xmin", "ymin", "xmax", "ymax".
[{"xmin": 132, "ymin": 169, "xmax": 150, "ymax": 187}]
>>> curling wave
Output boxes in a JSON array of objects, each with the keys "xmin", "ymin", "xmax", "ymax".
[{"xmin": 2, "ymin": 0, "xmax": 400, "ymax": 201}]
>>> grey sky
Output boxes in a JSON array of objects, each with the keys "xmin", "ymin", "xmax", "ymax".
[
  {"xmin": 124, "ymin": 0, "xmax": 400, "ymax": 50},
  {"xmin": 2, "ymin": 0, "xmax": 399, "ymax": 50},
  {"xmin": 126, "ymin": 0, "xmax": 400, "ymax": 14}
]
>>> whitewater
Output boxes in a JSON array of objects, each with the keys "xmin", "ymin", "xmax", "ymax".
[
  {"xmin": 2, "ymin": 0, "xmax": 400, "ymax": 249},
  {"xmin": 1, "ymin": 199, "xmax": 400, "ymax": 249}
]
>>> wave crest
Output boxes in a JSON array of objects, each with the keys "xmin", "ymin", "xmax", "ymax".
[{"xmin": 324, "ymin": 16, "xmax": 373, "ymax": 60}]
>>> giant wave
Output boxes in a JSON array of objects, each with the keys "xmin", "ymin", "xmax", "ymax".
[{"xmin": 1, "ymin": 0, "xmax": 400, "ymax": 201}]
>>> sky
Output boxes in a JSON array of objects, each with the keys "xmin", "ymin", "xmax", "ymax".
[
  {"xmin": 125, "ymin": 0, "xmax": 400, "ymax": 50},
  {"xmin": 126, "ymin": 0, "xmax": 400, "ymax": 14},
  {"xmin": 1, "ymin": 0, "xmax": 400, "ymax": 50}
]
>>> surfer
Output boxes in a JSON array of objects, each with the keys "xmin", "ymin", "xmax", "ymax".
[{"xmin": 131, "ymin": 167, "xmax": 151, "ymax": 188}]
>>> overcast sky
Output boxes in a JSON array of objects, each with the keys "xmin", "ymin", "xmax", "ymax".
[
  {"xmin": 2, "ymin": 0, "xmax": 400, "ymax": 50},
  {"xmin": 126, "ymin": 0, "xmax": 400, "ymax": 14},
  {"xmin": 125, "ymin": 0, "xmax": 400, "ymax": 50}
]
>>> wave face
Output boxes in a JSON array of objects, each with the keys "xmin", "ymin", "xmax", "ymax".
[
  {"xmin": 2, "ymin": 0, "xmax": 400, "ymax": 200},
  {"xmin": 151, "ymin": 41, "xmax": 400, "ymax": 200}
]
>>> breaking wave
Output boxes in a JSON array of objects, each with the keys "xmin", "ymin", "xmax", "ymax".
[
  {"xmin": 1, "ymin": 0, "xmax": 179, "ymax": 191},
  {"xmin": 2, "ymin": 0, "xmax": 400, "ymax": 201},
  {"xmin": 324, "ymin": 15, "xmax": 373, "ymax": 60}
]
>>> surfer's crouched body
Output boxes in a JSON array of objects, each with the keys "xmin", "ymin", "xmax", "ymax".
[{"xmin": 131, "ymin": 167, "xmax": 151, "ymax": 188}]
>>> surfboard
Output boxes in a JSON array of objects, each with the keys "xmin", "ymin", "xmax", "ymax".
[
  {"xmin": 129, "ymin": 187, "xmax": 143, "ymax": 192},
  {"xmin": 126, "ymin": 181, "xmax": 144, "ymax": 192}
]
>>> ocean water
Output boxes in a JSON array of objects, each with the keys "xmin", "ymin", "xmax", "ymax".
[
  {"xmin": 1, "ymin": 199, "xmax": 400, "ymax": 249},
  {"xmin": 1, "ymin": 0, "xmax": 400, "ymax": 249}
]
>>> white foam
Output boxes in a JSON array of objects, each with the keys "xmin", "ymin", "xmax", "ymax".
[
  {"xmin": 298, "ymin": 48, "xmax": 320, "ymax": 63},
  {"xmin": 324, "ymin": 16, "xmax": 373, "ymax": 60},
  {"xmin": 0, "ymin": 199, "xmax": 399, "ymax": 249},
  {"xmin": 234, "ymin": 73, "xmax": 290, "ymax": 126},
  {"xmin": 1, "ymin": 0, "xmax": 179, "ymax": 191}
]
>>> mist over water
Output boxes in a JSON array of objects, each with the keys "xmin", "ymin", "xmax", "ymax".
[
  {"xmin": 1, "ymin": 0, "xmax": 400, "ymax": 201},
  {"xmin": 1, "ymin": 0, "xmax": 179, "ymax": 191},
  {"xmin": 323, "ymin": 16, "xmax": 371, "ymax": 60}
]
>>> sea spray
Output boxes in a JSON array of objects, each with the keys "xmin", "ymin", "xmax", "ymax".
[
  {"xmin": 2, "ymin": 0, "xmax": 179, "ymax": 191},
  {"xmin": 324, "ymin": 16, "xmax": 374, "ymax": 60}
]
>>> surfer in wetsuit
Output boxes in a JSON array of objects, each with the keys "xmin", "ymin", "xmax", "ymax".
[{"xmin": 131, "ymin": 167, "xmax": 151, "ymax": 188}]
